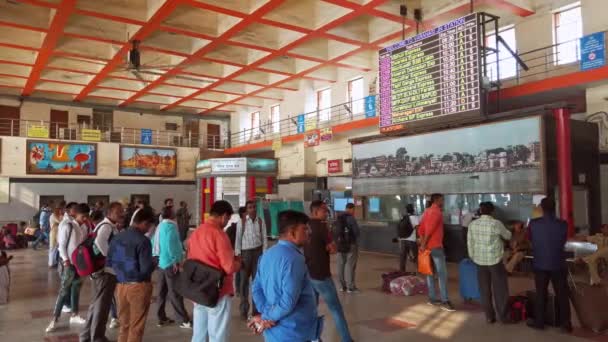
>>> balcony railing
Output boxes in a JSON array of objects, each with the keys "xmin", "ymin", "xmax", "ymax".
[
  {"xmin": 0, "ymin": 118, "xmax": 225, "ymax": 149},
  {"xmin": 231, "ymin": 30, "xmax": 607, "ymax": 148}
]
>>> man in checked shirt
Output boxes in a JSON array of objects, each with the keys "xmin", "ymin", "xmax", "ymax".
[{"xmin": 235, "ymin": 200, "xmax": 268, "ymax": 320}]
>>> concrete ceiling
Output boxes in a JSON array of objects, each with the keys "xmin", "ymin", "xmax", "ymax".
[{"xmin": 0, "ymin": 0, "xmax": 535, "ymax": 116}]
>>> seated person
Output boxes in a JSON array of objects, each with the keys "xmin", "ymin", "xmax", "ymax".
[
  {"xmin": 503, "ymin": 220, "xmax": 531, "ymax": 273},
  {"xmin": 2, "ymin": 227, "xmax": 16, "ymax": 250},
  {"xmin": 575, "ymin": 224, "xmax": 608, "ymax": 285}
]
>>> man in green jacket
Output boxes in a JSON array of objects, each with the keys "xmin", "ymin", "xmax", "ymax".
[{"xmin": 154, "ymin": 206, "xmax": 191, "ymax": 329}]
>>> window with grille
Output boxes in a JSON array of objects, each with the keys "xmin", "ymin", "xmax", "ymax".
[
  {"xmin": 270, "ymin": 105, "xmax": 280, "ymax": 133},
  {"xmin": 553, "ymin": 3, "xmax": 582, "ymax": 65},
  {"xmin": 486, "ymin": 26, "xmax": 517, "ymax": 81},
  {"xmin": 348, "ymin": 77, "xmax": 364, "ymax": 114},
  {"xmin": 317, "ymin": 88, "xmax": 331, "ymax": 122}
]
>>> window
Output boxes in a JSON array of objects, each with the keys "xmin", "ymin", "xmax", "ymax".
[
  {"xmin": 250, "ymin": 111, "xmax": 260, "ymax": 139},
  {"xmin": 270, "ymin": 105, "xmax": 280, "ymax": 133},
  {"xmin": 348, "ymin": 78, "xmax": 364, "ymax": 114},
  {"xmin": 317, "ymin": 88, "xmax": 331, "ymax": 122},
  {"xmin": 486, "ymin": 26, "xmax": 517, "ymax": 81},
  {"xmin": 554, "ymin": 3, "xmax": 582, "ymax": 65}
]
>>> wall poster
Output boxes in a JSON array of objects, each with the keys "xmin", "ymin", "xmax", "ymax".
[
  {"xmin": 119, "ymin": 146, "xmax": 177, "ymax": 177},
  {"xmin": 352, "ymin": 117, "xmax": 544, "ymax": 195},
  {"xmin": 26, "ymin": 140, "xmax": 97, "ymax": 175}
]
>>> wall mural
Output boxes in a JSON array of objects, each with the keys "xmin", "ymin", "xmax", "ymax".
[
  {"xmin": 26, "ymin": 140, "xmax": 97, "ymax": 175},
  {"xmin": 119, "ymin": 146, "xmax": 177, "ymax": 177},
  {"xmin": 352, "ymin": 117, "xmax": 544, "ymax": 195}
]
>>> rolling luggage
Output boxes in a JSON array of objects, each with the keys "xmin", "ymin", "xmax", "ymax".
[
  {"xmin": 458, "ymin": 258, "xmax": 480, "ymax": 301},
  {"xmin": 569, "ymin": 282, "xmax": 608, "ymax": 333}
]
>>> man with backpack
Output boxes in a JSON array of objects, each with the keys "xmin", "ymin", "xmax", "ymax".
[
  {"xmin": 46, "ymin": 203, "xmax": 90, "ymax": 333},
  {"xmin": 397, "ymin": 204, "xmax": 420, "ymax": 273},
  {"xmin": 235, "ymin": 200, "xmax": 267, "ymax": 320},
  {"xmin": 335, "ymin": 203, "xmax": 360, "ymax": 293},
  {"xmin": 80, "ymin": 202, "xmax": 124, "ymax": 342}
]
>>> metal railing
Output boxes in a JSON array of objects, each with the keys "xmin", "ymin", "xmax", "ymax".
[
  {"xmin": 0, "ymin": 119, "xmax": 226, "ymax": 149},
  {"xmin": 231, "ymin": 30, "xmax": 606, "ymax": 148}
]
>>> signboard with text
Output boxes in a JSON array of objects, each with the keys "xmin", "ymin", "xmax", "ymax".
[
  {"xmin": 27, "ymin": 125, "xmax": 49, "ymax": 138},
  {"xmin": 141, "ymin": 129, "xmax": 153, "ymax": 145},
  {"xmin": 328, "ymin": 159, "xmax": 343, "ymax": 173},
  {"xmin": 364, "ymin": 95, "xmax": 376, "ymax": 118},
  {"xmin": 211, "ymin": 158, "xmax": 247, "ymax": 174},
  {"xmin": 304, "ymin": 130, "xmax": 320, "ymax": 147},
  {"xmin": 580, "ymin": 32, "xmax": 605, "ymax": 71},
  {"xmin": 379, "ymin": 13, "xmax": 481, "ymax": 132},
  {"xmin": 81, "ymin": 129, "xmax": 102, "ymax": 141},
  {"xmin": 320, "ymin": 128, "xmax": 332, "ymax": 141},
  {"xmin": 296, "ymin": 114, "xmax": 305, "ymax": 133}
]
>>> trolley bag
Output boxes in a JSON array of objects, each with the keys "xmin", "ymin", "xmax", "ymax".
[
  {"xmin": 458, "ymin": 259, "xmax": 480, "ymax": 301},
  {"xmin": 508, "ymin": 295, "xmax": 529, "ymax": 322},
  {"xmin": 525, "ymin": 290, "xmax": 560, "ymax": 326},
  {"xmin": 569, "ymin": 282, "xmax": 608, "ymax": 333}
]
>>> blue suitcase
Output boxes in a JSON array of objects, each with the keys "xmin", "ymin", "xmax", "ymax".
[{"xmin": 458, "ymin": 259, "xmax": 480, "ymax": 301}]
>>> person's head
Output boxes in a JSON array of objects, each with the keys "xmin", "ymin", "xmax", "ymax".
[
  {"xmin": 105, "ymin": 202, "xmax": 124, "ymax": 225},
  {"xmin": 180, "ymin": 201, "xmax": 187, "ymax": 208},
  {"xmin": 209, "ymin": 200, "xmax": 234, "ymax": 227},
  {"xmin": 131, "ymin": 207, "xmax": 156, "ymax": 233},
  {"xmin": 95, "ymin": 201, "xmax": 104, "ymax": 209},
  {"xmin": 310, "ymin": 200, "xmax": 329, "ymax": 220},
  {"xmin": 278, "ymin": 210, "xmax": 310, "ymax": 247},
  {"xmin": 161, "ymin": 206, "xmax": 175, "ymax": 220},
  {"xmin": 65, "ymin": 202, "xmax": 78, "ymax": 217},
  {"xmin": 74, "ymin": 203, "xmax": 90, "ymax": 225},
  {"xmin": 41, "ymin": 202, "xmax": 48, "ymax": 209},
  {"xmin": 238, "ymin": 206, "xmax": 247, "ymax": 220},
  {"xmin": 164, "ymin": 198, "xmax": 174, "ymax": 208},
  {"xmin": 479, "ymin": 202, "xmax": 495, "ymax": 216},
  {"xmin": 135, "ymin": 199, "xmax": 145, "ymax": 209},
  {"xmin": 90, "ymin": 210, "xmax": 104, "ymax": 226},
  {"xmin": 510, "ymin": 220, "xmax": 524, "ymax": 232},
  {"xmin": 540, "ymin": 197, "xmax": 556, "ymax": 216},
  {"xmin": 406, "ymin": 204, "xmax": 415, "ymax": 215},
  {"xmin": 600, "ymin": 224, "xmax": 608, "ymax": 236},
  {"xmin": 345, "ymin": 202, "xmax": 355, "ymax": 215},
  {"xmin": 246, "ymin": 200, "xmax": 256, "ymax": 218},
  {"xmin": 53, "ymin": 205, "xmax": 62, "ymax": 216},
  {"xmin": 430, "ymin": 193, "xmax": 444, "ymax": 207}
]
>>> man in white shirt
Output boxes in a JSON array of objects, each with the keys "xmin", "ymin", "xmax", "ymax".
[
  {"xmin": 235, "ymin": 200, "xmax": 267, "ymax": 320},
  {"xmin": 80, "ymin": 202, "xmax": 124, "ymax": 342},
  {"xmin": 47, "ymin": 203, "xmax": 90, "ymax": 333},
  {"xmin": 398, "ymin": 204, "xmax": 420, "ymax": 273}
]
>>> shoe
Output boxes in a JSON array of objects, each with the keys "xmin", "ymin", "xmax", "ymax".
[
  {"xmin": 69, "ymin": 315, "xmax": 86, "ymax": 325},
  {"xmin": 439, "ymin": 301, "xmax": 456, "ymax": 312},
  {"xmin": 62, "ymin": 305, "xmax": 72, "ymax": 313},
  {"xmin": 560, "ymin": 326, "xmax": 573, "ymax": 334},
  {"xmin": 157, "ymin": 318, "xmax": 175, "ymax": 327},
  {"xmin": 179, "ymin": 322, "xmax": 193, "ymax": 329},
  {"xmin": 486, "ymin": 318, "xmax": 496, "ymax": 324},
  {"xmin": 427, "ymin": 300, "xmax": 441, "ymax": 306},
  {"xmin": 347, "ymin": 287, "xmax": 359, "ymax": 293},
  {"xmin": 109, "ymin": 318, "xmax": 119, "ymax": 329},
  {"xmin": 45, "ymin": 320, "xmax": 57, "ymax": 333},
  {"xmin": 339, "ymin": 286, "xmax": 347, "ymax": 292},
  {"xmin": 526, "ymin": 319, "xmax": 544, "ymax": 330}
]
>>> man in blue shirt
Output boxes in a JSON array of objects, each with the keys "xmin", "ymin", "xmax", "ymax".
[
  {"xmin": 251, "ymin": 210, "xmax": 322, "ymax": 342},
  {"xmin": 527, "ymin": 198, "xmax": 572, "ymax": 333},
  {"xmin": 107, "ymin": 207, "xmax": 157, "ymax": 342}
]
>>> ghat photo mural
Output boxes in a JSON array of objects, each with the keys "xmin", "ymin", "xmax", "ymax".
[{"xmin": 119, "ymin": 146, "xmax": 177, "ymax": 177}]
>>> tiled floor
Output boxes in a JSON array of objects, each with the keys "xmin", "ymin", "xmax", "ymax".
[{"xmin": 1, "ymin": 248, "xmax": 605, "ymax": 341}]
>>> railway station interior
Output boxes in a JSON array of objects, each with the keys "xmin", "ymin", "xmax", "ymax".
[{"xmin": 1, "ymin": 0, "xmax": 608, "ymax": 341}]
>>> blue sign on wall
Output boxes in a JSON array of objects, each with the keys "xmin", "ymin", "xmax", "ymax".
[
  {"xmin": 141, "ymin": 129, "xmax": 153, "ymax": 145},
  {"xmin": 580, "ymin": 32, "xmax": 605, "ymax": 71},
  {"xmin": 296, "ymin": 114, "xmax": 305, "ymax": 133},
  {"xmin": 364, "ymin": 95, "xmax": 376, "ymax": 118}
]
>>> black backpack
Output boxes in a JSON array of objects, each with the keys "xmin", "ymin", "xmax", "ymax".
[
  {"xmin": 397, "ymin": 215, "xmax": 414, "ymax": 239},
  {"xmin": 335, "ymin": 214, "xmax": 354, "ymax": 253}
]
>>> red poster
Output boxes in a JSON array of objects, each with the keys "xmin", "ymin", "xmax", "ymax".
[
  {"xmin": 328, "ymin": 159, "xmax": 343, "ymax": 173},
  {"xmin": 304, "ymin": 130, "xmax": 320, "ymax": 147}
]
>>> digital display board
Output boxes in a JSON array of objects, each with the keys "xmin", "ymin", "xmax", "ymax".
[{"xmin": 379, "ymin": 13, "xmax": 481, "ymax": 132}]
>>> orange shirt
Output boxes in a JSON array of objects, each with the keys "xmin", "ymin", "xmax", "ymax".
[
  {"xmin": 419, "ymin": 204, "xmax": 444, "ymax": 250},
  {"xmin": 187, "ymin": 218, "xmax": 238, "ymax": 298}
]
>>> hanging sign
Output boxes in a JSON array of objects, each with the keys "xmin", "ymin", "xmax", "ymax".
[
  {"xmin": 27, "ymin": 125, "xmax": 49, "ymax": 138},
  {"xmin": 364, "ymin": 95, "xmax": 376, "ymax": 118},
  {"xmin": 305, "ymin": 116, "xmax": 317, "ymax": 132},
  {"xmin": 304, "ymin": 130, "xmax": 320, "ymax": 147},
  {"xmin": 272, "ymin": 139, "xmax": 282, "ymax": 151},
  {"xmin": 320, "ymin": 128, "xmax": 333, "ymax": 141},
  {"xmin": 328, "ymin": 159, "xmax": 343, "ymax": 173},
  {"xmin": 141, "ymin": 129, "xmax": 153, "ymax": 145},
  {"xmin": 81, "ymin": 129, "xmax": 102, "ymax": 141},
  {"xmin": 296, "ymin": 114, "xmax": 305, "ymax": 133},
  {"xmin": 580, "ymin": 32, "xmax": 605, "ymax": 71}
]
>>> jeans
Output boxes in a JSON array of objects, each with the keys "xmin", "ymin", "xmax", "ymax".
[
  {"xmin": 310, "ymin": 278, "xmax": 352, "ymax": 342},
  {"xmin": 48, "ymin": 246, "xmax": 58, "ymax": 267},
  {"xmin": 476, "ymin": 262, "xmax": 509, "ymax": 322},
  {"xmin": 399, "ymin": 240, "xmax": 418, "ymax": 273},
  {"xmin": 192, "ymin": 296, "xmax": 231, "ymax": 342},
  {"xmin": 337, "ymin": 244, "xmax": 358, "ymax": 289},
  {"xmin": 32, "ymin": 230, "xmax": 48, "ymax": 249},
  {"xmin": 53, "ymin": 265, "xmax": 82, "ymax": 318},
  {"xmin": 80, "ymin": 272, "xmax": 117, "ymax": 342},
  {"xmin": 426, "ymin": 248, "xmax": 449, "ymax": 303}
]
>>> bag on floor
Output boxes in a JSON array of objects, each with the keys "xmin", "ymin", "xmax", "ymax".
[
  {"xmin": 402, "ymin": 275, "xmax": 428, "ymax": 296},
  {"xmin": 381, "ymin": 271, "xmax": 408, "ymax": 293},
  {"xmin": 525, "ymin": 290, "xmax": 560, "ymax": 326},
  {"xmin": 458, "ymin": 258, "xmax": 480, "ymax": 301},
  {"xmin": 389, "ymin": 276, "xmax": 409, "ymax": 295},
  {"xmin": 418, "ymin": 249, "xmax": 434, "ymax": 276},
  {"xmin": 508, "ymin": 295, "xmax": 529, "ymax": 322},
  {"xmin": 569, "ymin": 282, "xmax": 608, "ymax": 333}
]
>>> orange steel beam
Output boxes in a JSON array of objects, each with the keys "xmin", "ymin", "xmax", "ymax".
[
  {"xmin": 118, "ymin": 0, "xmax": 287, "ymax": 107},
  {"xmin": 74, "ymin": 0, "xmax": 183, "ymax": 101},
  {"xmin": 165, "ymin": 0, "xmax": 391, "ymax": 112},
  {"xmin": 22, "ymin": 0, "xmax": 77, "ymax": 96}
]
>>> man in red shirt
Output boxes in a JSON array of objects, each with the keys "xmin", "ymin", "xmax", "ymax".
[
  {"xmin": 187, "ymin": 201, "xmax": 241, "ymax": 342},
  {"xmin": 419, "ymin": 193, "xmax": 455, "ymax": 312}
]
